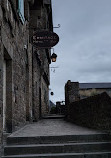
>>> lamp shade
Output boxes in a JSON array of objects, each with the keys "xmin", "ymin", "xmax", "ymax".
[
  {"xmin": 51, "ymin": 53, "xmax": 57, "ymax": 62},
  {"xmin": 51, "ymin": 92, "xmax": 54, "ymax": 95}
]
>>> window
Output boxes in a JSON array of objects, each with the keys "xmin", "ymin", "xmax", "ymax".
[{"xmin": 18, "ymin": 0, "xmax": 25, "ymax": 24}]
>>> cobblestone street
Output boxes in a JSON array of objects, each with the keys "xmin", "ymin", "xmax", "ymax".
[{"xmin": 9, "ymin": 118, "xmax": 103, "ymax": 137}]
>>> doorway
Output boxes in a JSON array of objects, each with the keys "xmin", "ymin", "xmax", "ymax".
[
  {"xmin": 39, "ymin": 87, "xmax": 41, "ymax": 118},
  {"xmin": 3, "ymin": 48, "xmax": 12, "ymax": 133},
  {"xmin": 26, "ymin": 65, "xmax": 30, "ymax": 121},
  {"xmin": 3, "ymin": 59, "xmax": 6, "ymax": 131}
]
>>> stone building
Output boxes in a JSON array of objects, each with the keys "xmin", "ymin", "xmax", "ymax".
[
  {"xmin": 65, "ymin": 80, "xmax": 80, "ymax": 105},
  {"xmin": 65, "ymin": 80, "xmax": 111, "ymax": 121},
  {"xmin": 65, "ymin": 80, "xmax": 80, "ymax": 117},
  {"xmin": 65, "ymin": 81, "xmax": 111, "ymax": 105},
  {"xmin": 0, "ymin": 0, "xmax": 53, "ymax": 151},
  {"xmin": 79, "ymin": 83, "xmax": 111, "ymax": 99}
]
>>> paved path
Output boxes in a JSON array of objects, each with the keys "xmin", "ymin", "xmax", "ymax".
[{"xmin": 9, "ymin": 119, "xmax": 104, "ymax": 137}]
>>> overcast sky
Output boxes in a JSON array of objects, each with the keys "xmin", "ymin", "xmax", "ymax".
[{"xmin": 50, "ymin": 0, "xmax": 111, "ymax": 103}]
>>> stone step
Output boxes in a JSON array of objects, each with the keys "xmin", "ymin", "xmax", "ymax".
[
  {"xmin": 42, "ymin": 114, "xmax": 65, "ymax": 119},
  {"xmin": 4, "ymin": 142, "xmax": 111, "ymax": 155},
  {"xmin": 7, "ymin": 134, "xmax": 111, "ymax": 145},
  {"xmin": 2, "ymin": 151, "xmax": 111, "ymax": 158}
]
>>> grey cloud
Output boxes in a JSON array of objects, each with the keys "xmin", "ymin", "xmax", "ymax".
[{"xmin": 50, "ymin": 0, "xmax": 111, "ymax": 103}]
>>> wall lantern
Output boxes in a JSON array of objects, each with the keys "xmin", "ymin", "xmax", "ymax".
[
  {"xmin": 51, "ymin": 53, "xmax": 57, "ymax": 62},
  {"xmin": 51, "ymin": 48, "xmax": 57, "ymax": 62},
  {"xmin": 51, "ymin": 92, "xmax": 54, "ymax": 95}
]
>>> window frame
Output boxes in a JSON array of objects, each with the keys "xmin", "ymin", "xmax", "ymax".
[{"xmin": 18, "ymin": 0, "xmax": 25, "ymax": 24}]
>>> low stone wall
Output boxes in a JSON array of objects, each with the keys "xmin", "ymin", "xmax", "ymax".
[
  {"xmin": 67, "ymin": 92, "xmax": 111, "ymax": 131},
  {"xmin": 56, "ymin": 105, "xmax": 65, "ymax": 115}
]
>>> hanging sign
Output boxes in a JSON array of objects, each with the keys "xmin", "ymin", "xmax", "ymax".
[{"xmin": 31, "ymin": 31, "xmax": 59, "ymax": 48}]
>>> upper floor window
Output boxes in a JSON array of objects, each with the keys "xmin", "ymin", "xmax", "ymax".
[{"xmin": 18, "ymin": 0, "xmax": 25, "ymax": 24}]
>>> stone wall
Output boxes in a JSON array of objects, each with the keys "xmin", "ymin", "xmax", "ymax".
[
  {"xmin": 65, "ymin": 80, "xmax": 80, "ymax": 104},
  {"xmin": 41, "ymin": 50, "xmax": 50, "ymax": 116},
  {"xmin": 0, "ymin": 0, "xmax": 52, "ymax": 125},
  {"xmin": 65, "ymin": 81, "xmax": 111, "ymax": 103},
  {"xmin": 80, "ymin": 88, "xmax": 111, "ymax": 99},
  {"xmin": 30, "ymin": 1, "xmax": 51, "ymax": 119},
  {"xmin": 0, "ymin": 32, "xmax": 2, "ymax": 157},
  {"xmin": 65, "ymin": 80, "xmax": 80, "ymax": 116},
  {"xmin": 32, "ymin": 48, "xmax": 41, "ymax": 121},
  {"xmin": 0, "ymin": 1, "xmax": 53, "ymax": 155},
  {"xmin": 0, "ymin": 0, "xmax": 32, "ymax": 155},
  {"xmin": 0, "ymin": 0, "xmax": 32, "ymax": 133},
  {"xmin": 67, "ymin": 92, "xmax": 111, "ymax": 131},
  {"xmin": 0, "ymin": 4, "xmax": 3, "ymax": 154}
]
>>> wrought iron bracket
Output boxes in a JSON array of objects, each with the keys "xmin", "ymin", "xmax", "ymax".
[{"xmin": 53, "ymin": 24, "xmax": 61, "ymax": 29}]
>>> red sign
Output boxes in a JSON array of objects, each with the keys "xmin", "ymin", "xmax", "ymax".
[{"xmin": 31, "ymin": 31, "xmax": 59, "ymax": 48}]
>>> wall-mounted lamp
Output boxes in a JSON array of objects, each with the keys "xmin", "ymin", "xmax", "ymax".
[
  {"xmin": 50, "ymin": 92, "xmax": 54, "ymax": 96},
  {"xmin": 51, "ymin": 48, "xmax": 57, "ymax": 62}
]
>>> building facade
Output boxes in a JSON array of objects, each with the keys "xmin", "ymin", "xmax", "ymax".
[
  {"xmin": 65, "ymin": 81, "xmax": 111, "ymax": 106},
  {"xmin": 79, "ymin": 83, "xmax": 111, "ymax": 99},
  {"xmin": 65, "ymin": 81, "xmax": 111, "ymax": 120},
  {"xmin": 65, "ymin": 80, "xmax": 80, "ymax": 117},
  {"xmin": 0, "ymin": 0, "xmax": 53, "ymax": 151}
]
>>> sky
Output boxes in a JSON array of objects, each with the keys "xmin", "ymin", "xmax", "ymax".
[{"xmin": 50, "ymin": 0, "xmax": 111, "ymax": 104}]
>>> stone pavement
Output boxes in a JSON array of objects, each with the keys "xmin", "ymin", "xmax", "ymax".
[{"xmin": 9, "ymin": 118, "xmax": 104, "ymax": 137}]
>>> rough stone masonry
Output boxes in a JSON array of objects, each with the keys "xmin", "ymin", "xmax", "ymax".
[{"xmin": 0, "ymin": 1, "xmax": 53, "ymax": 156}]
